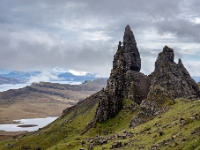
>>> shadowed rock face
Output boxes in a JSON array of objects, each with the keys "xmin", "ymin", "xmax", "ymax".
[
  {"xmin": 95, "ymin": 25, "xmax": 150, "ymax": 122},
  {"xmin": 149, "ymin": 46, "xmax": 200, "ymax": 98},
  {"xmin": 130, "ymin": 85, "xmax": 174, "ymax": 128},
  {"xmin": 123, "ymin": 25, "xmax": 141, "ymax": 72},
  {"xmin": 113, "ymin": 25, "xmax": 141, "ymax": 72}
]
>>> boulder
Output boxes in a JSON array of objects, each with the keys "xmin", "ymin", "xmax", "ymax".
[{"xmin": 111, "ymin": 141, "xmax": 122, "ymax": 149}]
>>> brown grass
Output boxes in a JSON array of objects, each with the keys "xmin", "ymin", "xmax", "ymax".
[
  {"xmin": 0, "ymin": 91, "xmax": 91, "ymax": 124},
  {"xmin": 0, "ymin": 131, "xmax": 27, "ymax": 142},
  {"xmin": 0, "ymin": 80, "xmax": 106, "ymax": 124}
]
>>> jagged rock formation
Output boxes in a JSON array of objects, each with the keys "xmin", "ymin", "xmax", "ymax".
[
  {"xmin": 149, "ymin": 46, "xmax": 200, "ymax": 98},
  {"xmin": 95, "ymin": 25, "xmax": 150, "ymax": 122},
  {"xmin": 94, "ymin": 27, "xmax": 200, "ymax": 125},
  {"xmin": 130, "ymin": 46, "xmax": 200, "ymax": 127},
  {"xmin": 123, "ymin": 25, "xmax": 141, "ymax": 71},
  {"xmin": 94, "ymin": 26, "xmax": 199, "ymax": 125}
]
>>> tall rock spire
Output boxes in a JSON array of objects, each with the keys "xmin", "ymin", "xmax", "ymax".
[
  {"xmin": 95, "ymin": 25, "xmax": 150, "ymax": 122},
  {"xmin": 123, "ymin": 25, "xmax": 136, "ymax": 46},
  {"xmin": 123, "ymin": 25, "xmax": 141, "ymax": 71}
]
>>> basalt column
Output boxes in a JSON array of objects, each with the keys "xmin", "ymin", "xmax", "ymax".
[{"xmin": 95, "ymin": 25, "xmax": 150, "ymax": 122}]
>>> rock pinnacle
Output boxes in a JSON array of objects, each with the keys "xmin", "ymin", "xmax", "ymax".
[
  {"xmin": 123, "ymin": 25, "xmax": 141, "ymax": 71},
  {"xmin": 95, "ymin": 25, "xmax": 149, "ymax": 122}
]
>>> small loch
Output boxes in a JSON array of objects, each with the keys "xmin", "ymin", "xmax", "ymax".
[{"xmin": 0, "ymin": 117, "xmax": 58, "ymax": 132}]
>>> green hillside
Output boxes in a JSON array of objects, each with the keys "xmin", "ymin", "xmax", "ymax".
[{"xmin": 0, "ymin": 98, "xmax": 199, "ymax": 150}]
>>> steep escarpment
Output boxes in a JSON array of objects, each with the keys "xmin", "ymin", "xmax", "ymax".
[
  {"xmin": 95, "ymin": 25, "xmax": 150, "ymax": 122},
  {"xmin": 0, "ymin": 79, "xmax": 106, "ymax": 100}
]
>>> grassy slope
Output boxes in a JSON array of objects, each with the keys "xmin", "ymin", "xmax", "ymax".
[{"xmin": 0, "ymin": 98, "xmax": 200, "ymax": 150}]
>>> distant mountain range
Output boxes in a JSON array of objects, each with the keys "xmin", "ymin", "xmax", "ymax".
[
  {"xmin": 0, "ymin": 71, "xmax": 41, "ymax": 80},
  {"xmin": 0, "ymin": 76, "xmax": 24, "ymax": 84},
  {"xmin": 0, "ymin": 69, "xmax": 98, "ymax": 84}
]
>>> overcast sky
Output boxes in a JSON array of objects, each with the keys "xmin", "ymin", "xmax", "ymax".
[{"xmin": 0, "ymin": 0, "xmax": 200, "ymax": 77}]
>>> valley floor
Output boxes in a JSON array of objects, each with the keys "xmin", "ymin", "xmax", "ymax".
[{"xmin": 0, "ymin": 79, "xmax": 106, "ymax": 124}]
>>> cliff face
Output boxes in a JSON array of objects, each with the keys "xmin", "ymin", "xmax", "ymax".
[
  {"xmin": 149, "ymin": 46, "xmax": 200, "ymax": 98},
  {"xmin": 95, "ymin": 25, "xmax": 150, "ymax": 122}
]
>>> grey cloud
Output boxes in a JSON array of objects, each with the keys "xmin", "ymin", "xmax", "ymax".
[
  {"xmin": 0, "ymin": 27, "xmax": 114, "ymax": 77},
  {"xmin": 155, "ymin": 19, "xmax": 200, "ymax": 42},
  {"xmin": 0, "ymin": 0, "xmax": 200, "ymax": 77}
]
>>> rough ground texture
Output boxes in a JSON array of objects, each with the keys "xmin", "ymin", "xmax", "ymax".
[
  {"xmin": 130, "ymin": 85, "xmax": 174, "ymax": 127},
  {"xmin": 149, "ymin": 46, "xmax": 200, "ymax": 99},
  {"xmin": 95, "ymin": 25, "xmax": 150, "ymax": 122}
]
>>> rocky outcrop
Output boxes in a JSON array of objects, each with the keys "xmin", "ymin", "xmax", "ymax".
[
  {"xmin": 130, "ymin": 85, "xmax": 174, "ymax": 127},
  {"xmin": 94, "ymin": 26, "xmax": 199, "ymax": 125},
  {"xmin": 123, "ymin": 25, "xmax": 141, "ymax": 71},
  {"xmin": 95, "ymin": 25, "xmax": 150, "ymax": 122},
  {"xmin": 149, "ymin": 46, "xmax": 200, "ymax": 98},
  {"xmin": 130, "ymin": 46, "xmax": 200, "ymax": 127}
]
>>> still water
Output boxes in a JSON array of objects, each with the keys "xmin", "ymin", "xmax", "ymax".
[{"xmin": 0, "ymin": 117, "xmax": 58, "ymax": 132}]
